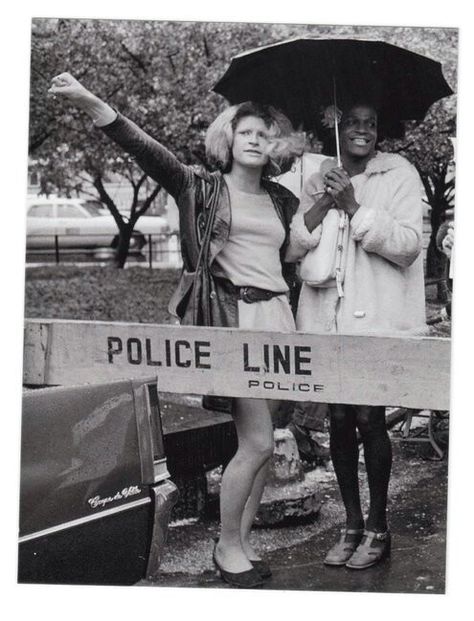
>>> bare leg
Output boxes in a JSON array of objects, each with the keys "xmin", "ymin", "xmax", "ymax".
[
  {"xmin": 240, "ymin": 399, "xmax": 278, "ymax": 559},
  {"xmin": 215, "ymin": 397, "xmax": 274, "ymax": 573},
  {"xmin": 240, "ymin": 460, "xmax": 271, "ymax": 560}
]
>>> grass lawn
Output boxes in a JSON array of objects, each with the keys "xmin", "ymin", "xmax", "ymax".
[
  {"xmin": 24, "ymin": 265, "xmax": 181, "ymax": 325},
  {"xmin": 23, "ymin": 264, "xmax": 451, "ymax": 337}
]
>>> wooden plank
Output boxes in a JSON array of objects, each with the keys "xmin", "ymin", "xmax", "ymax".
[
  {"xmin": 23, "ymin": 319, "xmax": 451, "ymax": 410},
  {"xmin": 23, "ymin": 321, "xmax": 50, "ymax": 385}
]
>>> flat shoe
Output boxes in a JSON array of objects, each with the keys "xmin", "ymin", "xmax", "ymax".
[
  {"xmin": 212, "ymin": 546, "xmax": 264, "ymax": 588},
  {"xmin": 324, "ymin": 528, "xmax": 364, "ymax": 566},
  {"xmin": 250, "ymin": 559, "xmax": 272, "ymax": 579},
  {"xmin": 346, "ymin": 529, "xmax": 391, "ymax": 569}
]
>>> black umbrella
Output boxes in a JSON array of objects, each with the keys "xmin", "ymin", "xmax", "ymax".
[{"xmin": 213, "ymin": 37, "xmax": 453, "ymax": 158}]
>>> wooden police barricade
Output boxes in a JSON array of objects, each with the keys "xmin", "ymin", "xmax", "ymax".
[
  {"xmin": 20, "ymin": 318, "xmax": 450, "ymax": 583},
  {"xmin": 23, "ymin": 318, "xmax": 450, "ymax": 411}
]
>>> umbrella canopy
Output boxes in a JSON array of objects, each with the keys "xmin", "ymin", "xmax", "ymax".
[{"xmin": 213, "ymin": 37, "xmax": 453, "ymax": 135}]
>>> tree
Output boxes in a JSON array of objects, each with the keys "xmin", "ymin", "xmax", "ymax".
[
  {"xmin": 29, "ymin": 19, "xmax": 296, "ymax": 265},
  {"xmin": 29, "ymin": 19, "xmax": 457, "ymax": 272},
  {"xmin": 30, "ymin": 20, "xmax": 168, "ymax": 266},
  {"xmin": 353, "ymin": 26, "xmax": 457, "ymax": 301},
  {"xmin": 391, "ymin": 107, "xmax": 455, "ymax": 301}
]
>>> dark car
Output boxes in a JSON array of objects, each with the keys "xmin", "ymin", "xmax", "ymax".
[{"xmin": 18, "ymin": 378, "xmax": 178, "ymax": 585}]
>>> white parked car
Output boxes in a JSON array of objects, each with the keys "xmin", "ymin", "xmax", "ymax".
[{"xmin": 26, "ymin": 196, "xmax": 168, "ymax": 255}]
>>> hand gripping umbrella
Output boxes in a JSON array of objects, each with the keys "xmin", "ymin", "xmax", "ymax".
[{"xmin": 213, "ymin": 37, "xmax": 453, "ymax": 164}]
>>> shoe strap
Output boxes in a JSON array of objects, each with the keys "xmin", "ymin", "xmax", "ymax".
[
  {"xmin": 363, "ymin": 529, "xmax": 389, "ymax": 542},
  {"xmin": 341, "ymin": 528, "xmax": 364, "ymax": 535}
]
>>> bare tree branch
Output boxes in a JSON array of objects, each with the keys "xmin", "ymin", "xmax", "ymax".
[{"xmin": 120, "ymin": 42, "xmax": 149, "ymax": 73}]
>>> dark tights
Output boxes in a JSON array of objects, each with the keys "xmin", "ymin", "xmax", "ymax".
[{"xmin": 329, "ymin": 404, "xmax": 392, "ymax": 532}]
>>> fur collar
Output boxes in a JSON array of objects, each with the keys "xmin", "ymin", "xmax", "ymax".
[
  {"xmin": 365, "ymin": 152, "xmax": 412, "ymax": 175},
  {"xmin": 320, "ymin": 151, "xmax": 412, "ymax": 176}
]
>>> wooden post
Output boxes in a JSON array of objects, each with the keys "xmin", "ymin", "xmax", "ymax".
[{"xmin": 54, "ymin": 235, "xmax": 60, "ymax": 264}]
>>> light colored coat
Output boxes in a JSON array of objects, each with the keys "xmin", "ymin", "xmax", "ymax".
[{"xmin": 288, "ymin": 152, "xmax": 427, "ymax": 336}]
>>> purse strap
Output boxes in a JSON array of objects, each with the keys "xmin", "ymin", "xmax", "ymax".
[
  {"xmin": 192, "ymin": 176, "xmax": 221, "ymax": 325},
  {"xmin": 335, "ymin": 209, "xmax": 348, "ymax": 298}
]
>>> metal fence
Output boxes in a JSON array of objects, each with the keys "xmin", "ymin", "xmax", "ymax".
[
  {"xmin": 26, "ymin": 232, "xmax": 183, "ymax": 269},
  {"xmin": 27, "ymin": 215, "xmax": 434, "ymax": 268},
  {"xmin": 144, "ymin": 233, "xmax": 182, "ymax": 268}
]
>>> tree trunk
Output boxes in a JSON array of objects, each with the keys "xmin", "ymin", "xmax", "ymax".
[
  {"xmin": 92, "ymin": 173, "xmax": 161, "ymax": 269},
  {"xmin": 426, "ymin": 197, "xmax": 449, "ymax": 303},
  {"xmin": 114, "ymin": 226, "xmax": 134, "ymax": 268}
]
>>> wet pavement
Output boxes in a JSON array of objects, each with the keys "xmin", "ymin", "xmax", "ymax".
[{"xmin": 141, "ymin": 437, "xmax": 448, "ymax": 594}]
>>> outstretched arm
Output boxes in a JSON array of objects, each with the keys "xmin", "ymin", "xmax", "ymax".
[
  {"xmin": 49, "ymin": 73, "xmax": 117, "ymax": 125},
  {"xmin": 49, "ymin": 72, "xmax": 191, "ymax": 198}
]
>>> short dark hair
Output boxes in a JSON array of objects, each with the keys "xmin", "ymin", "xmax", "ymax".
[{"xmin": 318, "ymin": 102, "xmax": 403, "ymax": 155}]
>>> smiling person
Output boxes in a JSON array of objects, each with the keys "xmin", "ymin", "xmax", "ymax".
[
  {"xmin": 288, "ymin": 102, "xmax": 426, "ymax": 569},
  {"xmin": 49, "ymin": 72, "xmax": 303, "ymax": 588}
]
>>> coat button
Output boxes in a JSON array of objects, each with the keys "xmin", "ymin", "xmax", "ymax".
[
  {"xmin": 354, "ymin": 310, "xmax": 365, "ymax": 318},
  {"xmin": 210, "ymin": 291, "xmax": 217, "ymax": 300}
]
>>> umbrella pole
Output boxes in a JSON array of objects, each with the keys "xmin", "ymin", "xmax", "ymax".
[
  {"xmin": 334, "ymin": 110, "xmax": 341, "ymax": 167},
  {"xmin": 333, "ymin": 78, "xmax": 341, "ymax": 167},
  {"xmin": 300, "ymin": 155, "xmax": 305, "ymax": 195}
]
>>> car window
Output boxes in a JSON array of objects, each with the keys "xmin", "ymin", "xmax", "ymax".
[
  {"xmin": 28, "ymin": 204, "xmax": 54, "ymax": 217},
  {"xmin": 82, "ymin": 203, "xmax": 104, "ymax": 217},
  {"xmin": 57, "ymin": 204, "xmax": 84, "ymax": 218}
]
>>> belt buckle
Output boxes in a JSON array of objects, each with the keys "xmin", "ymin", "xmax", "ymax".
[{"xmin": 241, "ymin": 286, "xmax": 251, "ymax": 304}]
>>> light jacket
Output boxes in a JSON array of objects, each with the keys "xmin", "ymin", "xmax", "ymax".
[
  {"xmin": 288, "ymin": 152, "xmax": 427, "ymax": 335},
  {"xmin": 101, "ymin": 113, "xmax": 299, "ymax": 327}
]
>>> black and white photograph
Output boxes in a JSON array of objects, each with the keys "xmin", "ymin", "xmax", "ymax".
[{"xmin": 4, "ymin": 2, "xmax": 472, "ymax": 617}]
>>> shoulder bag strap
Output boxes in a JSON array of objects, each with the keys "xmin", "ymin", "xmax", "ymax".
[{"xmin": 192, "ymin": 176, "xmax": 221, "ymax": 325}]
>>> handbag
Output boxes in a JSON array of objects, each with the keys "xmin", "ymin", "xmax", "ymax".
[
  {"xmin": 172, "ymin": 176, "xmax": 221, "ymax": 327},
  {"xmin": 299, "ymin": 208, "xmax": 349, "ymax": 297},
  {"xmin": 190, "ymin": 177, "xmax": 221, "ymax": 327},
  {"xmin": 180, "ymin": 176, "xmax": 233, "ymax": 414}
]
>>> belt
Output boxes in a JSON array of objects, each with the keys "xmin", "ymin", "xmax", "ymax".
[
  {"xmin": 214, "ymin": 276, "xmax": 285, "ymax": 304},
  {"xmin": 239, "ymin": 286, "xmax": 284, "ymax": 304}
]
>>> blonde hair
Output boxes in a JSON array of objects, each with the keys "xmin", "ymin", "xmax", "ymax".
[{"xmin": 205, "ymin": 102, "xmax": 305, "ymax": 177}]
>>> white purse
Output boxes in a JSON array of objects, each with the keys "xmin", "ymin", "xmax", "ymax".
[{"xmin": 299, "ymin": 208, "xmax": 349, "ymax": 297}]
